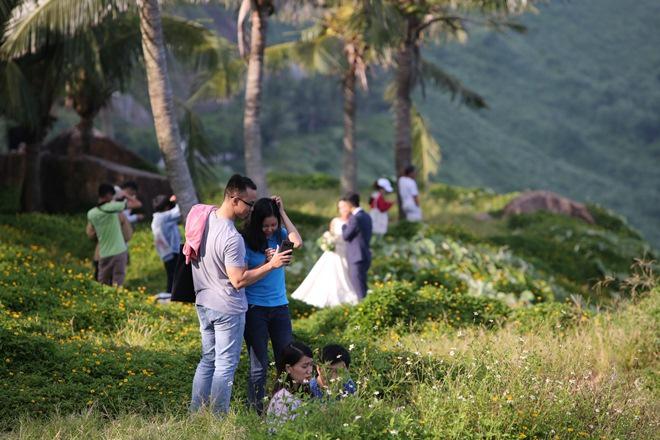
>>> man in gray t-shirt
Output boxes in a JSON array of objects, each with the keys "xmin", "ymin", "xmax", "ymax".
[
  {"xmin": 193, "ymin": 214, "xmax": 248, "ymax": 314},
  {"xmin": 190, "ymin": 174, "xmax": 291, "ymax": 415}
]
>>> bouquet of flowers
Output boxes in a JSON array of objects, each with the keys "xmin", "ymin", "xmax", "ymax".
[{"xmin": 316, "ymin": 231, "xmax": 336, "ymax": 252}]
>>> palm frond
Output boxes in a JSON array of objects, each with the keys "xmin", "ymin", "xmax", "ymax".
[
  {"xmin": 411, "ymin": 105, "xmax": 441, "ymax": 186},
  {"xmin": 179, "ymin": 102, "xmax": 218, "ymax": 189},
  {"xmin": 161, "ymin": 14, "xmax": 225, "ymax": 71},
  {"xmin": 265, "ymin": 35, "xmax": 344, "ymax": 75},
  {"xmin": 1, "ymin": 0, "xmax": 133, "ymax": 58},
  {"xmin": 187, "ymin": 57, "xmax": 245, "ymax": 103},
  {"xmin": 0, "ymin": 60, "xmax": 39, "ymax": 127},
  {"xmin": 419, "ymin": 57, "xmax": 487, "ymax": 109}
]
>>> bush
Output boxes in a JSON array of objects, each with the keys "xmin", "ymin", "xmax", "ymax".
[
  {"xmin": 347, "ymin": 282, "xmax": 510, "ymax": 334},
  {"xmin": 386, "ymin": 221, "xmax": 423, "ymax": 240},
  {"xmin": 492, "ymin": 211, "xmax": 653, "ymax": 295},
  {"xmin": 370, "ymin": 257, "xmax": 416, "ymax": 282},
  {"xmin": 415, "ymin": 267, "xmax": 468, "ymax": 292},
  {"xmin": 348, "ymin": 282, "xmax": 421, "ymax": 332},
  {"xmin": 588, "ymin": 203, "xmax": 642, "ymax": 240}
]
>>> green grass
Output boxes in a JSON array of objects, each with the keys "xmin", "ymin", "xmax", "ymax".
[{"xmin": 1, "ymin": 183, "xmax": 658, "ymax": 438}]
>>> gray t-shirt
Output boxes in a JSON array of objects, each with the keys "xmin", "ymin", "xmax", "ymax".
[{"xmin": 192, "ymin": 213, "xmax": 247, "ymax": 314}]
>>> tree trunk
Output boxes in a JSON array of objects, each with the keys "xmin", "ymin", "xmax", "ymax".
[
  {"xmin": 394, "ymin": 41, "xmax": 414, "ymax": 180},
  {"xmin": 243, "ymin": 7, "xmax": 269, "ymax": 197},
  {"xmin": 394, "ymin": 39, "xmax": 415, "ymax": 221},
  {"xmin": 21, "ymin": 140, "xmax": 43, "ymax": 212},
  {"xmin": 138, "ymin": 0, "xmax": 198, "ymax": 218},
  {"xmin": 75, "ymin": 115, "xmax": 95, "ymax": 156},
  {"xmin": 340, "ymin": 64, "xmax": 357, "ymax": 194}
]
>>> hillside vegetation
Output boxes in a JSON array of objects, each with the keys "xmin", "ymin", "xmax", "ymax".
[
  {"xmin": 59, "ymin": 0, "xmax": 660, "ymax": 248},
  {"xmin": 1, "ymin": 181, "xmax": 658, "ymax": 438}
]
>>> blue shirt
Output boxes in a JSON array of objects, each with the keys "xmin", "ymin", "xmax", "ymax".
[
  {"xmin": 244, "ymin": 228, "xmax": 288, "ymax": 307},
  {"xmin": 309, "ymin": 377, "xmax": 357, "ymax": 399}
]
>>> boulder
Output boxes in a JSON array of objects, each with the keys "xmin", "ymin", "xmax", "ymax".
[
  {"xmin": 44, "ymin": 128, "xmax": 155, "ymax": 172},
  {"xmin": 40, "ymin": 153, "xmax": 171, "ymax": 216},
  {"xmin": 502, "ymin": 190, "xmax": 595, "ymax": 224}
]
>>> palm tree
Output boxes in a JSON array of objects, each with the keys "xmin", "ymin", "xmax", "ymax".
[
  {"xmin": 0, "ymin": 0, "xmax": 211, "ymax": 217},
  {"xmin": 0, "ymin": 0, "xmax": 68, "ymax": 211},
  {"xmin": 237, "ymin": 0, "xmax": 276, "ymax": 197},
  {"xmin": 261, "ymin": 1, "xmax": 381, "ymax": 194},
  {"xmin": 138, "ymin": 0, "xmax": 198, "ymax": 216},
  {"xmin": 390, "ymin": 0, "xmax": 532, "ymax": 174},
  {"xmin": 385, "ymin": 0, "xmax": 531, "ymax": 217}
]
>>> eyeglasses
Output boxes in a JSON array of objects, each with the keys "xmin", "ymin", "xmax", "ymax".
[{"xmin": 233, "ymin": 196, "xmax": 255, "ymax": 208}]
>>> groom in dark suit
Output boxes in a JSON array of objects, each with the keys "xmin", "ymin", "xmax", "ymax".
[{"xmin": 341, "ymin": 193, "xmax": 373, "ymax": 300}]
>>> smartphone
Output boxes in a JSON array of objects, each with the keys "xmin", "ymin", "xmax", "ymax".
[{"xmin": 279, "ymin": 239, "xmax": 294, "ymax": 253}]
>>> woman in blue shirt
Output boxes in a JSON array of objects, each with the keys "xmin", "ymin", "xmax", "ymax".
[{"xmin": 242, "ymin": 196, "xmax": 303, "ymax": 414}]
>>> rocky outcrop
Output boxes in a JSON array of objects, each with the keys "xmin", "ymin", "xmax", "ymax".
[
  {"xmin": 1, "ymin": 131, "xmax": 170, "ymax": 216},
  {"xmin": 40, "ymin": 153, "xmax": 170, "ymax": 215},
  {"xmin": 503, "ymin": 190, "xmax": 595, "ymax": 224},
  {"xmin": 44, "ymin": 128, "xmax": 154, "ymax": 172}
]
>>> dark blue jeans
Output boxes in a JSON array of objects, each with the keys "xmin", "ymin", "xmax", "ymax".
[{"xmin": 243, "ymin": 304, "xmax": 293, "ymax": 414}]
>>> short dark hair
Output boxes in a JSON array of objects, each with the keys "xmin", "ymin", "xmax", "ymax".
[
  {"xmin": 120, "ymin": 181, "xmax": 138, "ymax": 191},
  {"xmin": 320, "ymin": 344, "xmax": 351, "ymax": 368},
  {"xmin": 98, "ymin": 183, "xmax": 115, "ymax": 198},
  {"xmin": 224, "ymin": 174, "xmax": 257, "ymax": 198},
  {"xmin": 341, "ymin": 192, "xmax": 360, "ymax": 207},
  {"xmin": 152, "ymin": 194, "xmax": 172, "ymax": 213},
  {"xmin": 403, "ymin": 165, "xmax": 416, "ymax": 176}
]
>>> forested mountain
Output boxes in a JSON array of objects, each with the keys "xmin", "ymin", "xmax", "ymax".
[{"xmin": 39, "ymin": 0, "xmax": 660, "ymax": 247}]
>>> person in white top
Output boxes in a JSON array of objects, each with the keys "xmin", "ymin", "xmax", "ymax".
[{"xmin": 397, "ymin": 165, "xmax": 422, "ymax": 222}]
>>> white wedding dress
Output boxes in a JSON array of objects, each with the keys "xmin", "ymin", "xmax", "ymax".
[{"xmin": 292, "ymin": 218, "xmax": 359, "ymax": 307}]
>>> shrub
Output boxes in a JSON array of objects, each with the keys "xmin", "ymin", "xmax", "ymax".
[
  {"xmin": 588, "ymin": 203, "xmax": 642, "ymax": 240},
  {"xmin": 386, "ymin": 220, "xmax": 423, "ymax": 240},
  {"xmin": 348, "ymin": 282, "xmax": 421, "ymax": 332},
  {"xmin": 347, "ymin": 282, "xmax": 510, "ymax": 334},
  {"xmin": 370, "ymin": 257, "xmax": 416, "ymax": 282},
  {"xmin": 415, "ymin": 267, "xmax": 468, "ymax": 292},
  {"xmin": 492, "ymin": 211, "xmax": 652, "ymax": 295}
]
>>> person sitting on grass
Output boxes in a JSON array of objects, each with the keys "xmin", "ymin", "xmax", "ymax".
[
  {"xmin": 309, "ymin": 344, "xmax": 357, "ymax": 399},
  {"xmin": 267, "ymin": 341, "xmax": 314, "ymax": 424}
]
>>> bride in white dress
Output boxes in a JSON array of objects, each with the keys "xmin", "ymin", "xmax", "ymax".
[{"xmin": 292, "ymin": 201, "xmax": 359, "ymax": 307}]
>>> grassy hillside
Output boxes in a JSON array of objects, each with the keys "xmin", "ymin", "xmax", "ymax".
[{"xmin": 1, "ymin": 182, "xmax": 657, "ymax": 438}]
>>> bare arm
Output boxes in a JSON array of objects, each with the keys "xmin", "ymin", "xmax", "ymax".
[
  {"xmin": 226, "ymin": 250, "xmax": 292, "ymax": 290},
  {"xmin": 273, "ymin": 196, "xmax": 303, "ymax": 248},
  {"xmin": 86, "ymin": 222, "xmax": 97, "ymax": 240}
]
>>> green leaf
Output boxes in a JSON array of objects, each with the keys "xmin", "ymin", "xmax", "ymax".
[
  {"xmin": 411, "ymin": 105, "xmax": 441, "ymax": 186},
  {"xmin": 419, "ymin": 57, "xmax": 486, "ymax": 109}
]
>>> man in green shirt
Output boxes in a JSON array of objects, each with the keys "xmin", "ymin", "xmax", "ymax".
[{"xmin": 86, "ymin": 183, "xmax": 141, "ymax": 286}]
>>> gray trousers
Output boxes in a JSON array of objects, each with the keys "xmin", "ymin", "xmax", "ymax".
[{"xmin": 98, "ymin": 251, "xmax": 128, "ymax": 286}]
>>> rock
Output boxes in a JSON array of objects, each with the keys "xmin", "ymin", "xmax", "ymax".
[
  {"xmin": 503, "ymin": 190, "xmax": 595, "ymax": 224},
  {"xmin": 44, "ymin": 128, "xmax": 154, "ymax": 172},
  {"xmin": 40, "ymin": 153, "xmax": 171, "ymax": 216},
  {"xmin": 0, "ymin": 126, "xmax": 171, "ymax": 216}
]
